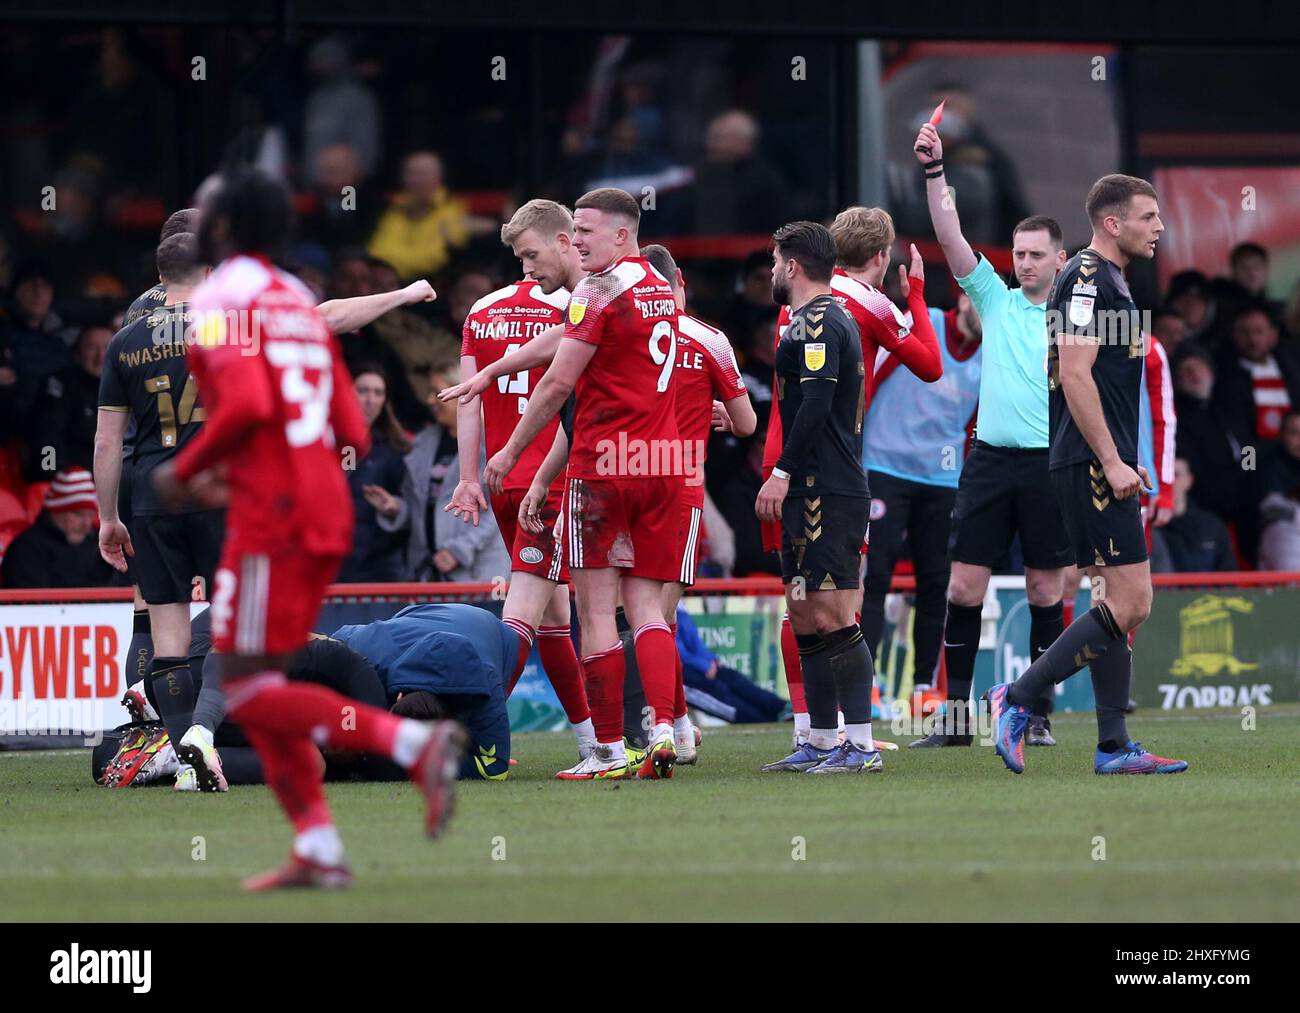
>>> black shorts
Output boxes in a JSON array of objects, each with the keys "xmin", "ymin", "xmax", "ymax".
[
  {"xmin": 780, "ymin": 494, "xmax": 867, "ymax": 592},
  {"xmin": 948, "ymin": 442, "xmax": 1071, "ymax": 571},
  {"xmin": 132, "ymin": 510, "xmax": 225, "ymax": 605},
  {"xmin": 1051, "ymin": 459, "xmax": 1149, "ymax": 568}
]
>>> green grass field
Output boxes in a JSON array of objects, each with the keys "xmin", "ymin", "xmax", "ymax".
[{"xmin": 2, "ymin": 707, "xmax": 1297, "ymax": 921}]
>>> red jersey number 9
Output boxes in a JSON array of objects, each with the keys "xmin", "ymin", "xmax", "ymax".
[{"xmin": 649, "ymin": 320, "xmax": 676, "ymax": 393}]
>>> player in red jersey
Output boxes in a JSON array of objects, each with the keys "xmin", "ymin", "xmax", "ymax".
[
  {"xmin": 640, "ymin": 243, "xmax": 755, "ymax": 764},
  {"xmin": 446, "ymin": 199, "xmax": 596, "ymax": 759},
  {"xmin": 760, "ymin": 207, "xmax": 943, "ymax": 747},
  {"xmin": 151, "ymin": 169, "xmax": 463, "ymax": 889},
  {"xmin": 478, "ymin": 188, "xmax": 686, "ymax": 781}
]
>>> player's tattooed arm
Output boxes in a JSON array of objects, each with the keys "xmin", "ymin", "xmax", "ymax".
[
  {"xmin": 316, "ymin": 280, "xmax": 436, "ymax": 334},
  {"xmin": 92, "ymin": 407, "xmax": 133, "ymax": 571},
  {"xmin": 915, "ymin": 124, "xmax": 977, "ymax": 279},
  {"xmin": 483, "ymin": 337, "xmax": 595, "ymax": 495},
  {"xmin": 439, "ymin": 324, "xmax": 564, "ymax": 404},
  {"xmin": 447, "ymin": 353, "xmax": 490, "ymax": 526},
  {"xmin": 1058, "ymin": 337, "xmax": 1150, "ymax": 500}
]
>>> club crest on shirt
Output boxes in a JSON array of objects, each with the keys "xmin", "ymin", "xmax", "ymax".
[
  {"xmin": 1069, "ymin": 295, "xmax": 1094, "ymax": 327},
  {"xmin": 568, "ymin": 297, "xmax": 588, "ymax": 326},
  {"xmin": 804, "ymin": 342, "xmax": 826, "ymax": 370},
  {"xmin": 519, "ymin": 546, "xmax": 544, "ymax": 565}
]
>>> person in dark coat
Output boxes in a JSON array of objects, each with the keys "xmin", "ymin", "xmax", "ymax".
[{"xmin": 336, "ymin": 363, "xmax": 411, "ymax": 582}]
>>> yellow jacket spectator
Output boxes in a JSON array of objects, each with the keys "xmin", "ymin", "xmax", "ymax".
[{"xmin": 368, "ymin": 151, "xmax": 470, "ymax": 279}]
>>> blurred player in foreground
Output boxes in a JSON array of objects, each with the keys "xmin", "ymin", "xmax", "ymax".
[
  {"xmin": 986, "ymin": 174, "xmax": 1187, "ymax": 776},
  {"xmin": 152, "ymin": 168, "xmax": 463, "ymax": 889}
]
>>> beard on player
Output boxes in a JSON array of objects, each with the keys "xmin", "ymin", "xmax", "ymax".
[{"xmin": 772, "ymin": 275, "xmax": 790, "ymax": 307}]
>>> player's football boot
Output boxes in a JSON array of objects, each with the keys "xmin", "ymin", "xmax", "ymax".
[
  {"xmin": 805, "ymin": 741, "xmax": 884, "ymax": 774},
  {"xmin": 986, "ymin": 682, "xmax": 1030, "ymax": 774},
  {"xmin": 174, "ymin": 766, "xmax": 199, "ymax": 791},
  {"xmin": 674, "ymin": 733, "xmax": 698, "ymax": 766},
  {"xmin": 909, "ymin": 728, "xmax": 973, "ymax": 748},
  {"xmin": 242, "ymin": 854, "xmax": 354, "ymax": 891},
  {"xmin": 133, "ymin": 741, "xmax": 180, "ymax": 785},
  {"xmin": 576, "ymin": 737, "xmax": 598, "ymax": 762},
  {"xmin": 871, "ymin": 684, "xmax": 883, "ymax": 721},
  {"xmin": 412, "ymin": 721, "xmax": 466, "ymax": 838},
  {"xmin": 105, "ymin": 725, "xmax": 171, "ymax": 788},
  {"xmin": 637, "ymin": 733, "xmax": 677, "ymax": 780},
  {"xmin": 555, "ymin": 744, "xmax": 630, "ymax": 780},
  {"xmin": 908, "ymin": 686, "xmax": 946, "ymax": 718},
  {"xmin": 98, "ymin": 727, "xmax": 148, "ymax": 786},
  {"xmin": 1094, "ymin": 741, "xmax": 1188, "ymax": 775},
  {"xmin": 175, "ymin": 724, "xmax": 229, "ymax": 792},
  {"xmin": 623, "ymin": 738, "xmax": 647, "ymax": 769},
  {"xmin": 121, "ymin": 682, "xmax": 159, "ymax": 723},
  {"xmin": 760, "ymin": 740, "xmax": 832, "ymax": 772},
  {"xmin": 1026, "ymin": 715, "xmax": 1056, "ymax": 747}
]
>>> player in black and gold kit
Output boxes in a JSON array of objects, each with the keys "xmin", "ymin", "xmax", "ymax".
[
  {"xmin": 95, "ymin": 232, "xmax": 222, "ymax": 756},
  {"xmin": 756, "ymin": 221, "xmax": 881, "ymax": 775},
  {"xmin": 987, "ymin": 175, "xmax": 1188, "ymax": 776}
]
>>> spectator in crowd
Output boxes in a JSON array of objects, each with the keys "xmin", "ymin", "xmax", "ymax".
[
  {"xmin": 2, "ymin": 260, "xmax": 75, "ymax": 417},
  {"xmin": 1151, "ymin": 308, "xmax": 1189, "ymax": 358},
  {"xmin": 337, "ymin": 365, "xmax": 412, "ymax": 583},
  {"xmin": 1258, "ymin": 409, "xmax": 1300, "ymax": 499},
  {"xmin": 1284, "ymin": 279, "xmax": 1300, "ymax": 340},
  {"xmin": 0, "ymin": 468, "xmax": 118, "ymax": 588},
  {"xmin": 378, "ymin": 365, "xmax": 510, "ymax": 582},
  {"xmin": 297, "ymin": 143, "xmax": 382, "ymax": 253},
  {"xmin": 1258, "ymin": 485, "xmax": 1300, "ymax": 571},
  {"xmin": 24, "ymin": 323, "xmax": 113, "ymax": 479},
  {"xmin": 366, "ymin": 257, "xmax": 459, "ymax": 405},
  {"xmin": 674, "ymin": 606, "xmax": 789, "ymax": 724},
  {"xmin": 690, "ymin": 110, "xmax": 787, "ymax": 234},
  {"xmin": 368, "ymin": 151, "xmax": 472, "ymax": 279},
  {"xmin": 726, "ymin": 251, "xmax": 777, "ymax": 350},
  {"xmin": 1228, "ymin": 242, "xmax": 1284, "ymax": 321},
  {"xmin": 325, "ymin": 250, "xmax": 428, "ymax": 431},
  {"xmin": 1213, "ymin": 302, "xmax": 1300, "ymax": 448},
  {"xmin": 1166, "ymin": 269, "xmax": 1230, "ymax": 350},
  {"xmin": 302, "ymin": 36, "xmax": 381, "ymax": 184},
  {"xmin": 444, "ymin": 269, "xmax": 495, "ymax": 334},
  {"xmin": 1172, "ymin": 347, "xmax": 1244, "ymax": 524},
  {"xmin": 1150, "ymin": 458, "xmax": 1237, "ymax": 573}
]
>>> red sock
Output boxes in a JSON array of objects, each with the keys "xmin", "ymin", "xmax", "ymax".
[
  {"xmin": 781, "ymin": 614, "xmax": 807, "ymax": 715},
  {"xmin": 502, "ymin": 618, "xmax": 536, "ymax": 694},
  {"xmin": 582, "ymin": 644, "xmax": 625, "ymax": 743},
  {"xmin": 226, "ymin": 673, "xmax": 402, "ymax": 761},
  {"xmin": 670, "ymin": 624, "xmax": 687, "ymax": 720},
  {"xmin": 243, "ymin": 725, "xmax": 332, "ymax": 834},
  {"xmin": 537, "ymin": 625, "xmax": 590, "ymax": 723},
  {"xmin": 634, "ymin": 623, "xmax": 677, "ymax": 730}
]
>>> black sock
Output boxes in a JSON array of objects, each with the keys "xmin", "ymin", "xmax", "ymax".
[
  {"xmin": 796, "ymin": 634, "xmax": 838, "ymax": 733},
  {"xmin": 1028, "ymin": 601, "xmax": 1065, "ymax": 718},
  {"xmin": 1007, "ymin": 605, "xmax": 1123, "ymax": 707},
  {"xmin": 150, "ymin": 657, "xmax": 196, "ymax": 746},
  {"xmin": 128, "ymin": 609, "xmax": 153, "ymax": 688},
  {"xmin": 191, "ymin": 672, "xmax": 226, "ymax": 736},
  {"xmin": 823, "ymin": 625, "xmax": 873, "ymax": 725},
  {"xmin": 943, "ymin": 601, "xmax": 982, "ymax": 704},
  {"xmin": 1090, "ymin": 643, "xmax": 1132, "ymax": 748}
]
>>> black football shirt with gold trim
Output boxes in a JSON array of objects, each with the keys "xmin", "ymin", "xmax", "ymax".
[
  {"xmin": 98, "ymin": 302, "xmax": 207, "ymax": 515},
  {"xmin": 774, "ymin": 292, "xmax": 868, "ymax": 499},
  {"xmin": 1046, "ymin": 247, "xmax": 1144, "ymax": 471}
]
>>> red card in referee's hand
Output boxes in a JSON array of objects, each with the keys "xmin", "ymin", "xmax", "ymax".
[{"xmin": 929, "ymin": 98, "xmax": 946, "ymax": 126}]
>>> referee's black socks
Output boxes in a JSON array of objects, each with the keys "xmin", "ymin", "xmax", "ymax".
[
  {"xmin": 149, "ymin": 657, "xmax": 196, "ymax": 747},
  {"xmin": 942, "ymin": 601, "xmax": 983, "ymax": 706},
  {"xmin": 1007, "ymin": 604, "xmax": 1124, "ymax": 708}
]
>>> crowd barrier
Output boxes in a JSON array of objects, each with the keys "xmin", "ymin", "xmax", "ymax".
[{"xmin": 2, "ymin": 572, "xmax": 1297, "ymax": 741}]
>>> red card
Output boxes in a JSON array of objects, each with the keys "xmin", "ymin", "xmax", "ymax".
[{"xmin": 929, "ymin": 98, "xmax": 947, "ymax": 126}]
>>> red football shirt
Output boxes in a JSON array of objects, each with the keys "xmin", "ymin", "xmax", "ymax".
[
  {"xmin": 674, "ymin": 313, "xmax": 747, "ymax": 508},
  {"xmin": 174, "ymin": 254, "xmax": 370, "ymax": 557},
  {"xmin": 761, "ymin": 268, "xmax": 941, "ymax": 472},
  {"xmin": 562, "ymin": 255, "xmax": 681, "ymax": 481},
  {"xmin": 461, "ymin": 279, "xmax": 570, "ymax": 491}
]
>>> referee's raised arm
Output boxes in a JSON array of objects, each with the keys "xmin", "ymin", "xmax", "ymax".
[{"xmin": 914, "ymin": 123, "xmax": 978, "ymax": 279}]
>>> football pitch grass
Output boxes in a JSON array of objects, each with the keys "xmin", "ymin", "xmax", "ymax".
[{"xmin": 2, "ymin": 707, "xmax": 1297, "ymax": 922}]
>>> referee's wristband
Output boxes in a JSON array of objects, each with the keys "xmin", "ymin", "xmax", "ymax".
[{"xmin": 771, "ymin": 467, "xmax": 791, "ymax": 481}]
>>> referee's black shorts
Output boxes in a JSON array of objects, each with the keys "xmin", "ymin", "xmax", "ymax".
[
  {"xmin": 132, "ymin": 509, "xmax": 225, "ymax": 605},
  {"xmin": 948, "ymin": 441, "xmax": 1071, "ymax": 571},
  {"xmin": 1051, "ymin": 458, "xmax": 1149, "ymax": 568},
  {"xmin": 780, "ymin": 494, "xmax": 868, "ymax": 592}
]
